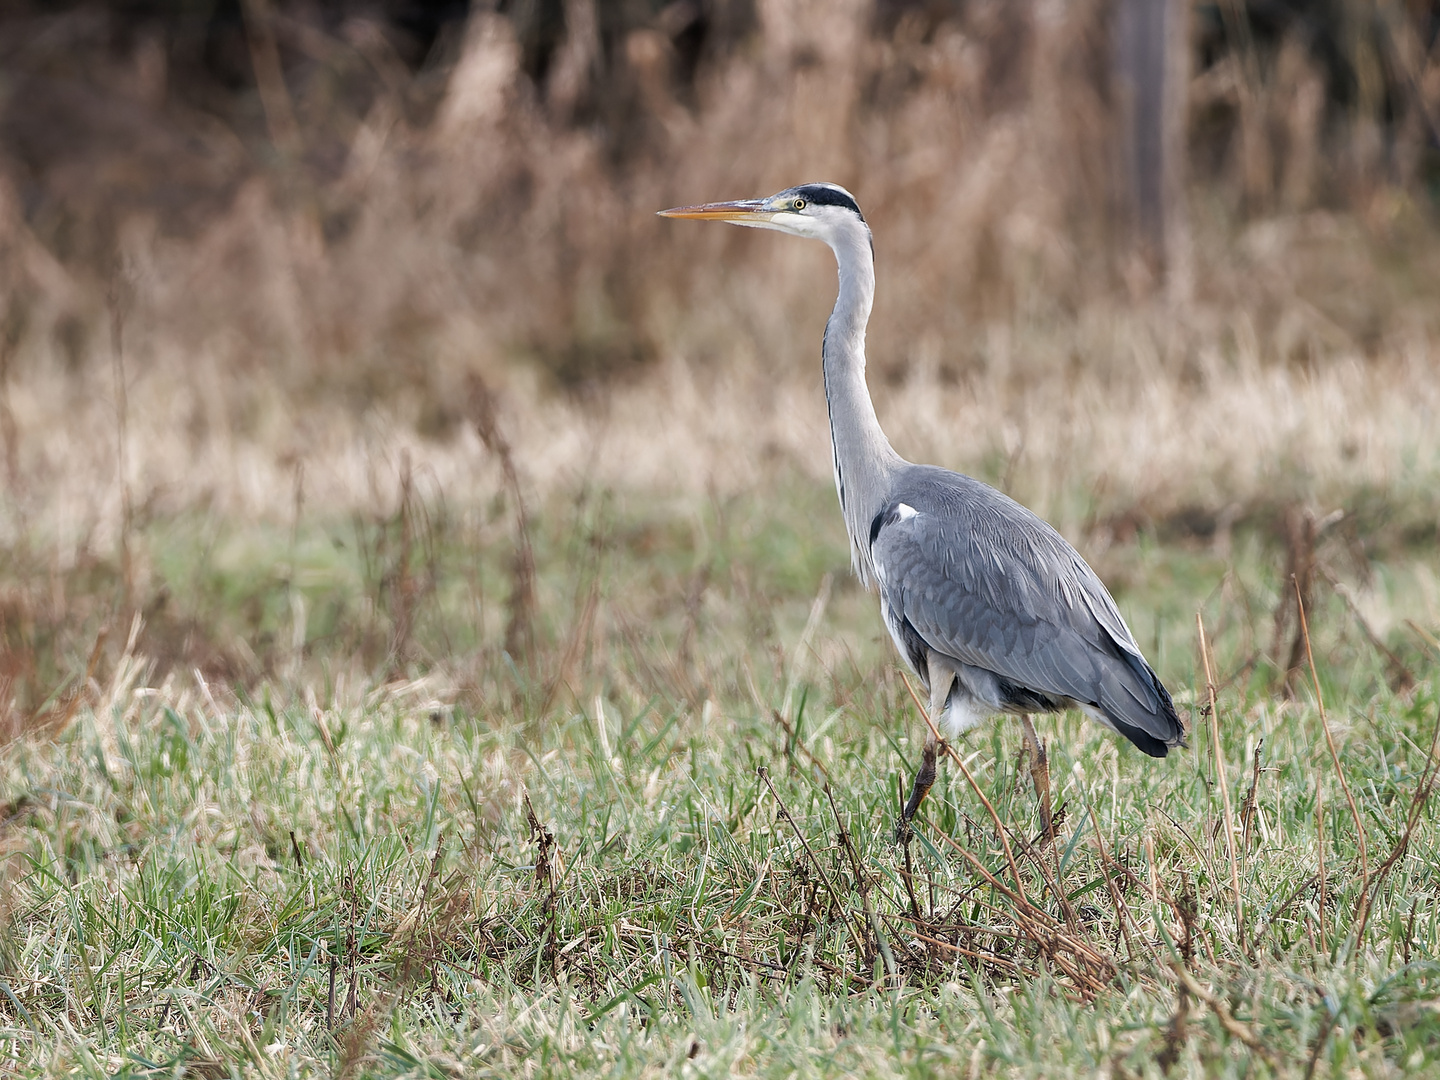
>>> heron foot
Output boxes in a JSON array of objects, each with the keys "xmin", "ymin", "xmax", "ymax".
[{"xmin": 895, "ymin": 735, "xmax": 942, "ymax": 843}]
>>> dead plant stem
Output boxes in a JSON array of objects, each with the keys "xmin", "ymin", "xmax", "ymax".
[
  {"xmin": 1086, "ymin": 804, "xmax": 1140, "ymax": 964},
  {"xmin": 1356, "ymin": 704, "xmax": 1440, "ymax": 948},
  {"xmin": 108, "ymin": 278, "xmax": 133, "ymax": 614},
  {"xmin": 757, "ymin": 767, "xmax": 869, "ymax": 961},
  {"xmin": 825, "ymin": 785, "xmax": 898, "ymax": 983},
  {"xmin": 1315, "ymin": 786, "xmax": 1327, "ymax": 956},
  {"xmin": 1170, "ymin": 961, "xmax": 1278, "ymax": 1070},
  {"xmin": 1197, "ymin": 612, "xmax": 1243, "ymax": 952},
  {"xmin": 1295, "ymin": 577, "xmax": 1370, "ymax": 946}
]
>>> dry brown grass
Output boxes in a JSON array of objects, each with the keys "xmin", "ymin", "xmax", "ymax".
[
  {"xmin": 0, "ymin": 1, "xmax": 1437, "ymax": 725},
  {"xmin": 1, "ymin": 1, "xmax": 1435, "ymax": 524}
]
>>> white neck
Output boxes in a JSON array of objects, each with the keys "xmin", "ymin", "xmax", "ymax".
[{"xmin": 819, "ymin": 216, "xmax": 905, "ymax": 587}]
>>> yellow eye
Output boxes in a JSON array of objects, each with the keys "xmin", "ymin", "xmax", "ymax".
[{"xmin": 793, "ymin": 198, "xmax": 806, "ymax": 211}]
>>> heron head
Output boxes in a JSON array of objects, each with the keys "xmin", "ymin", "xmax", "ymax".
[{"xmin": 659, "ymin": 182, "xmax": 865, "ymax": 242}]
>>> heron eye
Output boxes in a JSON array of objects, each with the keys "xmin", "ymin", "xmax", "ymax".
[{"xmin": 793, "ymin": 198, "xmax": 806, "ymax": 211}]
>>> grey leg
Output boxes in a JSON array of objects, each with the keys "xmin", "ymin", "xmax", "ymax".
[
  {"xmin": 898, "ymin": 654, "xmax": 953, "ymax": 837},
  {"xmin": 901, "ymin": 733, "xmax": 938, "ymax": 826},
  {"xmin": 1018, "ymin": 714, "xmax": 1055, "ymax": 844}
]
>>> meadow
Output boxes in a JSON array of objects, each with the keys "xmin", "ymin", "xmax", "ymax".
[
  {"xmin": 1, "ymin": 473, "xmax": 1437, "ymax": 1077},
  {"xmin": 2, "ymin": 0, "xmax": 1440, "ymax": 1075}
]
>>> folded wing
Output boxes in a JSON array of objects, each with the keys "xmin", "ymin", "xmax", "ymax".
[{"xmin": 870, "ymin": 466, "xmax": 1184, "ymax": 756}]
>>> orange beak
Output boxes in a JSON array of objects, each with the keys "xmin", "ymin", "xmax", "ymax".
[{"xmin": 657, "ymin": 198, "xmax": 775, "ymax": 222}]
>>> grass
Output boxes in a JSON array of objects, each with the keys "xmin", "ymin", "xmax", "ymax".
[{"xmin": 1, "ymin": 475, "xmax": 1438, "ymax": 1078}]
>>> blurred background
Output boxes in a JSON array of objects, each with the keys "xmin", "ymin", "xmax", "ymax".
[{"xmin": 1, "ymin": 0, "xmax": 1438, "ymax": 730}]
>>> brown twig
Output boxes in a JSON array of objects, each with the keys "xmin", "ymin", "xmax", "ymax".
[
  {"xmin": 523, "ymin": 795, "xmax": 556, "ymax": 899},
  {"xmin": 1239, "ymin": 738, "xmax": 1263, "ymax": 853},
  {"xmin": 1295, "ymin": 577, "xmax": 1370, "ymax": 946},
  {"xmin": 1009, "ymin": 820, "xmax": 1080, "ymax": 934},
  {"xmin": 1197, "ymin": 612, "xmax": 1244, "ymax": 952},
  {"xmin": 1164, "ymin": 872, "xmax": 1200, "ymax": 970},
  {"xmin": 926, "ymin": 830, "xmax": 1037, "ymax": 919},
  {"xmin": 1403, "ymin": 901, "xmax": 1417, "ymax": 965},
  {"xmin": 1355, "ymin": 704, "xmax": 1440, "ymax": 948},
  {"xmin": 1155, "ymin": 978, "xmax": 1189, "ymax": 1074},
  {"xmin": 107, "ymin": 276, "xmax": 133, "ymax": 616},
  {"xmin": 757, "ymin": 767, "xmax": 868, "ymax": 959},
  {"xmin": 1087, "ymin": 804, "xmax": 1140, "ymax": 964},
  {"xmin": 1303, "ymin": 1000, "xmax": 1339, "ymax": 1080},
  {"xmin": 928, "ymin": 827, "xmax": 1114, "ymax": 994},
  {"xmin": 1143, "ymin": 827, "xmax": 1159, "ymax": 912},
  {"xmin": 825, "ymin": 785, "xmax": 897, "ymax": 981},
  {"xmin": 894, "ymin": 925, "xmax": 1037, "ymax": 978},
  {"xmin": 523, "ymin": 791, "xmax": 560, "ymax": 974},
  {"xmin": 1317, "ymin": 564, "xmax": 1415, "ymax": 692},
  {"xmin": 1315, "ymin": 787, "xmax": 1328, "ymax": 955},
  {"xmin": 397, "ymin": 834, "xmax": 446, "ymax": 994},
  {"xmin": 344, "ymin": 871, "xmax": 361, "ymax": 1021},
  {"xmin": 1169, "ymin": 961, "xmax": 1278, "ymax": 1070},
  {"xmin": 1405, "ymin": 619, "xmax": 1440, "ymax": 659},
  {"xmin": 469, "ymin": 374, "xmax": 535, "ymax": 663},
  {"xmin": 1273, "ymin": 509, "xmax": 1345, "ymax": 693},
  {"xmin": 1273, "ymin": 507, "xmax": 1320, "ymax": 695},
  {"xmin": 1250, "ymin": 872, "xmax": 1320, "ymax": 946}
]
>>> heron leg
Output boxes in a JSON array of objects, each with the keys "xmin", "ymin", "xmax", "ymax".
[
  {"xmin": 897, "ymin": 656, "xmax": 953, "ymax": 841},
  {"xmin": 1019, "ymin": 714, "xmax": 1055, "ymax": 845},
  {"xmin": 900, "ymin": 733, "xmax": 938, "ymax": 828}
]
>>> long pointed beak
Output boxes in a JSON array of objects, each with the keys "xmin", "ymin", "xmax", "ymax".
[{"xmin": 657, "ymin": 198, "xmax": 774, "ymax": 223}]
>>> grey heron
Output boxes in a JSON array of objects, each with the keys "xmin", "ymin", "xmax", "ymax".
[{"xmin": 660, "ymin": 183, "xmax": 1185, "ymax": 834}]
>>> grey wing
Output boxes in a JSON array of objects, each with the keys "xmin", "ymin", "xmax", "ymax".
[{"xmin": 870, "ymin": 471, "xmax": 1184, "ymax": 757}]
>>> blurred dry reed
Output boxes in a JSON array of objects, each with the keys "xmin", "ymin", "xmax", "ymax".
[
  {"xmin": 0, "ymin": 1, "xmax": 1434, "ymax": 504},
  {"xmin": 0, "ymin": 0, "xmax": 1437, "ymax": 721}
]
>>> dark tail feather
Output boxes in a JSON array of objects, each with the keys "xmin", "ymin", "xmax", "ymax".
[
  {"xmin": 1111, "ymin": 715, "xmax": 1175, "ymax": 757},
  {"xmin": 1107, "ymin": 658, "xmax": 1186, "ymax": 757}
]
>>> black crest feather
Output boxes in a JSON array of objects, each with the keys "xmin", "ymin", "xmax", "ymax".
[{"xmin": 792, "ymin": 183, "xmax": 864, "ymax": 221}]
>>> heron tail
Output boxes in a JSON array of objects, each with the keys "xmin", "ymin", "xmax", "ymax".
[{"xmin": 1099, "ymin": 654, "xmax": 1186, "ymax": 758}]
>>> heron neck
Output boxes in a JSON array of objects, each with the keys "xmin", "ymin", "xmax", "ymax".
[{"xmin": 822, "ymin": 224, "xmax": 903, "ymax": 587}]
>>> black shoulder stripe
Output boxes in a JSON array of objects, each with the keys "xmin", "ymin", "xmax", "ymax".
[{"xmin": 869, "ymin": 503, "xmax": 903, "ymax": 547}]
